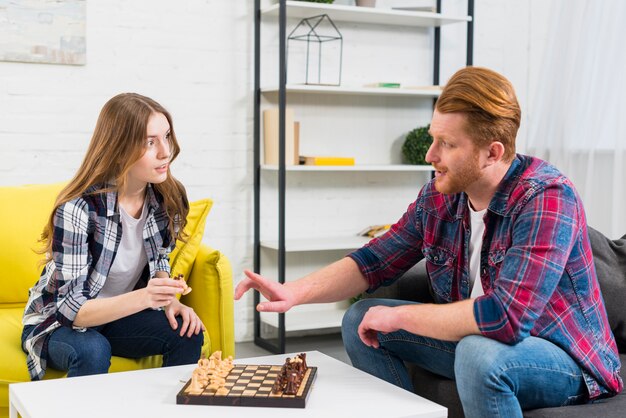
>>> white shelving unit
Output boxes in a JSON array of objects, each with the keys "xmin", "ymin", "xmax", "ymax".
[
  {"xmin": 253, "ymin": 0, "xmax": 473, "ymax": 353},
  {"xmin": 261, "ymin": 307, "xmax": 346, "ymax": 331},
  {"xmin": 261, "ymin": 84, "xmax": 443, "ymax": 97},
  {"xmin": 261, "ymin": 164, "xmax": 434, "ymax": 172},
  {"xmin": 261, "ymin": 1, "xmax": 471, "ymax": 27}
]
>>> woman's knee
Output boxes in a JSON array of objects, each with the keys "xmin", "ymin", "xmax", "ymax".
[
  {"xmin": 187, "ymin": 329, "xmax": 204, "ymax": 350},
  {"xmin": 50, "ymin": 329, "xmax": 112, "ymax": 375},
  {"xmin": 75, "ymin": 332, "xmax": 112, "ymax": 362}
]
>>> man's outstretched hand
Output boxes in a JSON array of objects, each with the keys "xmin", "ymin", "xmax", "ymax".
[{"xmin": 234, "ymin": 269, "xmax": 297, "ymax": 313}]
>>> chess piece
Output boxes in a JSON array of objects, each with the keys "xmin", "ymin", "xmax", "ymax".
[
  {"xmin": 299, "ymin": 353, "xmax": 308, "ymax": 370},
  {"xmin": 187, "ymin": 367, "xmax": 206, "ymax": 395},
  {"xmin": 175, "ymin": 273, "xmax": 192, "ymax": 295},
  {"xmin": 271, "ymin": 378, "xmax": 282, "ymax": 394},
  {"xmin": 284, "ymin": 372, "xmax": 298, "ymax": 395}
]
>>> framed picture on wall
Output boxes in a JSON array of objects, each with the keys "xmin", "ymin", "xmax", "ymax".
[{"xmin": 0, "ymin": 0, "xmax": 86, "ymax": 65}]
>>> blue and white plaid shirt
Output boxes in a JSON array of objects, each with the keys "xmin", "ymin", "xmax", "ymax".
[{"xmin": 22, "ymin": 183, "xmax": 175, "ymax": 380}]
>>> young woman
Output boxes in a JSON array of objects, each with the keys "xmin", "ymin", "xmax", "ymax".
[{"xmin": 22, "ymin": 93, "xmax": 204, "ymax": 381}]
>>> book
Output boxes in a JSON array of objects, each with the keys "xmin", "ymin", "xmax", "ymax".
[
  {"xmin": 299, "ymin": 156, "xmax": 355, "ymax": 166},
  {"xmin": 263, "ymin": 108, "xmax": 299, "ymax": 165},
  {"xmin": 364, "ymin": 82, "xmax": 401, "ymax": 88}
]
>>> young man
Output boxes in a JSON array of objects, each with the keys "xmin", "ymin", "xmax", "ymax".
[{"xmin": 234, "ymin": 67, "xmax": 622, "ymax": 417}]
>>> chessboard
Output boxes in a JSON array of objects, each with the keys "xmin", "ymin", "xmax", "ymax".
[{"xmin": 176, "ymin": 363, "xmax": 318, "ymax": 408}]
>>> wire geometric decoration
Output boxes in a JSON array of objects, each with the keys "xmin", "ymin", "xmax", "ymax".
[{"xmin": 287, "ymin": 14, "xmax": 343, "ymax": 86}]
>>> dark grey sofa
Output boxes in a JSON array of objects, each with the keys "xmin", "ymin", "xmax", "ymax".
[{"xmin": 365, "ymin": 227, "xmax": 625, "ymax": 417}]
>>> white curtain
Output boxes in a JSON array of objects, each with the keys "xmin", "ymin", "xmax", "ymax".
[{"xmin": 527, "ymin": 0, "xmax": 626, "ymax": 239}]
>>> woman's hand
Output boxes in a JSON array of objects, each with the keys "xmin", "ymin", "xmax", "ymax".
[
  {"xmin": 143, "ymin": 277, "xmax": 183, "ymax": 309},
  {"xmin": 165, "ymin": 298, "xmax": 206, "ymax": 337}
]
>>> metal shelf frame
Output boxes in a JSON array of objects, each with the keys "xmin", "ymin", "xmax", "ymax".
[{"xmin": 253, "ymin": 0, "xmax": 474, "ymax": 354}]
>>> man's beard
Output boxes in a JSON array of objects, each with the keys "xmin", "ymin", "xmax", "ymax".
[{"xmin": 433, "ymin": 151, "xmax": 481, "ymax": 195}]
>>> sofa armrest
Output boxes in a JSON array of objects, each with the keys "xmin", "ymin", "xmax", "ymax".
[
  {"xmin": 180, "ymin": 244, "xmax": 235, "ymax": 358},
  {"xmin": 363, "ymin": 259, "xmax": 435, "ymax": 303}
]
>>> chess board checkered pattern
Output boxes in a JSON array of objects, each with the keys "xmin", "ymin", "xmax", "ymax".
[{"xmin": 176, "ymin": 364, "xmax": 318, "ymax": 408}]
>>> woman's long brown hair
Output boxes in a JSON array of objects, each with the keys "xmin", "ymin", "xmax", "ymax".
[{"xmin": 39, "ymin": 93, "xmax": 189, "ymax": 261}]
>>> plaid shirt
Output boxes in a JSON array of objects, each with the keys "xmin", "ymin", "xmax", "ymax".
[
  {"xmin": 22, "ymin": 184, "xmax": 174, "ymax": 381},
  {"xmin": 349, "ymin": 154, "xmax": 622, "ymax": 400}
]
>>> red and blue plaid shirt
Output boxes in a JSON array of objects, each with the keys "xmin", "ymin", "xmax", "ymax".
[{"xmin": 349, "ymin": 154, "xmax": 622, "ymax": 400}]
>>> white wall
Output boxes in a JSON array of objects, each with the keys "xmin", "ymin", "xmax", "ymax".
[
  {"xmin": 0, "ymin": 1, "xmax": 256, "ymax": 341},
  {"xmin": 0, "ymin": 0, "xmax": 550, "ymax": 342}
]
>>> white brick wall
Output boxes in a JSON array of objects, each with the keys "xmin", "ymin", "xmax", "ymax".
[
  {"xmin": 0, "ymin": 0, "xmax": 255, "ymax": 342},
  {"xmin": 0, "ymin": 1, "xmax": 549, "ymax": 343}
]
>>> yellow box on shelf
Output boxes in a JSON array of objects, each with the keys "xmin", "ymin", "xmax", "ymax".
[{"xmin": 299, "ymin": 156, "xmax": 355, "ymax": 166}]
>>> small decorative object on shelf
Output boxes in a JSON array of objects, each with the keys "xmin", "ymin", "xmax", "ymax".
[
  {"xmin": 288, "ymin": 14, "xmax": 343, "ymax": 86},
  {"xmin": 388, "ymin": 0, "xmax": 436, "ymax": 12},
  {"xmin": 364, "ymin": 82, "xmax": 401, "ymax": 88},
  {"xmin": 402, "ymin": 124, "xmax": 433, "ymax": 165},
  {"xmin": 294, "ymin": 0, "xmax": 334, "ymax": 3},
  {"xmin": 356, "ymin": 0, "xmax": 377, "ymax": 7},
  {"xmin": 358, "ymin": 224, "xmax": 391, "ymax": 238}
]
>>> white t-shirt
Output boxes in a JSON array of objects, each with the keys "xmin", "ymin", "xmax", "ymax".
[
  {"xmin": 98, "ymin": 200, "xmax": 149, "ymax": 298},
  {"xmin": 468, "ymin": 203, "xmax": 487, "ymax": 298}
]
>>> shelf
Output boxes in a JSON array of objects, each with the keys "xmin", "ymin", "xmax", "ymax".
[
  {"xmin": 261, "ymin": 84, "xmax": 442, "ymax": 97},
  {"xmin": 254, "ymin": 0, "xmax": 473, "ymax": 353},
  {"xmin": 261, "ymin": 164, "xmax": 434, "ymax": 172},
  {"xmin": 261, "ymin": 236, "xmax": 373, "ymax": 252},
  {"xmin": 261, "ymin": 1, "xmax": 471, "ymax": 27},
  {"xmin": 261, "ymin": 307, "xmax": 347, "ymax": 331}
]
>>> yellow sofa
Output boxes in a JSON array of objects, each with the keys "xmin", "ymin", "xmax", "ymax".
[{"xmin": 0, "ymin": 183, "xmax": 235, "ymax": 418}]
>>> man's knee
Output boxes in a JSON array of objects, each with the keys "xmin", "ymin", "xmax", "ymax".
[
  {"xmin": 342, "ymin": 299, "xmax": 383, "ymax": 336},
  {"xmin": 455, "ymin": 335, "xmax": 500, "ymax": 378},
  {"xmin": 343, "ymin": 298, "xmax": 392, "ymax": 323}
]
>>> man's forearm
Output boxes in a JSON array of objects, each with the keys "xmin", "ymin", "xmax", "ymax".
[
  {"xmin": 395, "ymin": 299, "xmax": 481, "ymax": 341},
  {"xmin": 288, "ymin": 257, "xmax": 369, "ymax": 305}
]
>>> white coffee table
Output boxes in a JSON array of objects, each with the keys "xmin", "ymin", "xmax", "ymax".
[{"xmin": 9, "ymin": 350, "xmax": 446, "ymax": 418}]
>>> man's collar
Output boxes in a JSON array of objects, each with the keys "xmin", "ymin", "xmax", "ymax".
[{"xmin": 487, "ymin": 154, "xmax": 525, "ymax": 216}]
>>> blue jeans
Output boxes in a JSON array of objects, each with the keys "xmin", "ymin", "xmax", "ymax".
[
  {"xmin": 41, "ymin": 309, "xmax": 202, "ymax": 377},
  {"xmin": 342, "ymin": 299, "xmax": 588, "ymax": 418}
]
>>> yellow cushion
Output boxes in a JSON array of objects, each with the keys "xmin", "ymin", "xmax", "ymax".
[
  {"xmin": 181, "ymin": 245, "xmax": 234, "ymax": 357},
  {"xmin": 0, "ymin": 183, "xmax": 65, "ymax": 304},
  {"xmin": 0, "ymin": 308, "xmax": 65, "ymax": 409},
  {"xmin": 169, "ymin": 199, "xmax": 213, "ymax": 280}
]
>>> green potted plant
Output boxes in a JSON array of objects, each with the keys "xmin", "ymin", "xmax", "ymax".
[{"xmin": 402, "ymin": 124, "xmax": 432, "ymax": 165}]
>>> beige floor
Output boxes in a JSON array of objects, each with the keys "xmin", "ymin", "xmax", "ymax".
[{"xmin": 235, "ymin": 332, "xmax": 350, "ymax": 364}]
